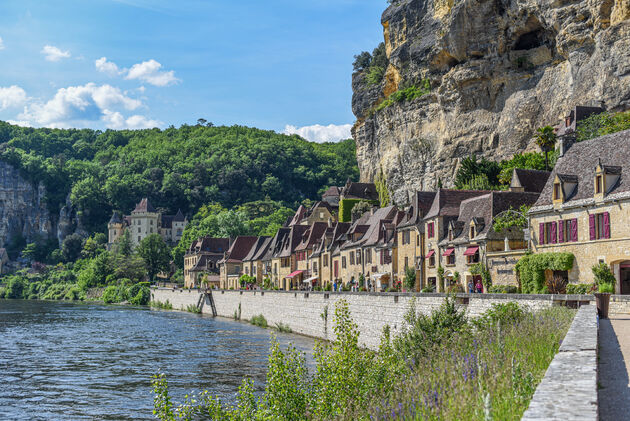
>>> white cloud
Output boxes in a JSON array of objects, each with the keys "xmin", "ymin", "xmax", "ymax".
[
  {"xmin": 0, "ymin": 85, "xmax": 27, "ymax": 111},
  {"xmin": 284, "ymin": 123, "xmax": 352, "ymax": 143},
  {"xmin": 18, "ymin": 83, "xmax": 153, "ymax": 129},
  {"xmin": 0, "ymin": 37, "xmax": 5, "ymax": 50},
  {"xmin": 41, "ymin": 45, "xmax": 71, "ymax": 62},
  {"xmin": 6, "ymin": 120, "xmax": 31, "ymax": 127},
  {"xmin": 95, "ymin": 57, "xmax": 121, "ymax": 76},
  {"xmin": 125, "ymin": 59, "xmax": 179, "ymax": 86}
]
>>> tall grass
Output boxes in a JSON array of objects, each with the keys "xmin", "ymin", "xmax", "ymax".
[{"xmin": 152, "ymin": 297, "xmax": 574, "ymax": 420}]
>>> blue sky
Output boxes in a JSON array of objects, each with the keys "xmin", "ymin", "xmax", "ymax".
[{"xmin": 0, "ymin": 0, "xmax": 386, "ymax": 142}]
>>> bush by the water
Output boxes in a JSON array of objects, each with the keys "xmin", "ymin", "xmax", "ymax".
[
  {"xmin": 102, "ymin": 281, "xmax": 151, "ymax": 305},
  {"xmin": 153, "ymin": 296, "xmax": 574, "ymax": 420}
]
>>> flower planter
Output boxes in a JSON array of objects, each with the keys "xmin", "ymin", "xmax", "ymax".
[{"xmin": 594, "ymin": 292, "xmax": 611, "ymax": 319}]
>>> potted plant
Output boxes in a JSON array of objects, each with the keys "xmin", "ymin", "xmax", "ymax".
[{"xmin": 593, "ymin": 262, "xmax": 615, "ymax": 318}]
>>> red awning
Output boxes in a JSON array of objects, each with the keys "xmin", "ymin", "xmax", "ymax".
[
  {"xmin": 286, "ymin": 270, "xmax": 303, "ymax": 279},
  {"xmin": 442, "ymin": 248, "xmax": 455, "ymax": 257},
  {"xmin": 463, "ymin": 246, "xmax": 479, "ymax": 256},
  {"xmin": 425, "ymin": 250, "xmax": 435, "ymax": 259}
]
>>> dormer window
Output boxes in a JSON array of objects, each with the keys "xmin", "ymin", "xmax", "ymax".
[
  {"xmin": 595, "ymin": 163, "xmax": 621, "ymax": 198},
  {"xmin": 553, "ymin": 183, "xmax": 561, "ymax": 200},
  {"xmin": 470, "ymin": 226, "xmax": 475, "ymax": 239},
  {"xmin": 596, "ymin": 175, "xmax": 602, "ymax": 194},
  {"xmin": 553, "ymin": 174, "xmax": 578, "ymax": 204}
]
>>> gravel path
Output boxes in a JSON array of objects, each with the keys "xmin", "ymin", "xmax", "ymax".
[{"xmin": 599, "ymin": 316, "xmax": 630, "ymax": 421}]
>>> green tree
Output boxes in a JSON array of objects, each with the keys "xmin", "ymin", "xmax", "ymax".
[
  {"xmin": 114, "ymin": 229, "xmax": 133, "ymax": 257},
  {"xmin": 136, "ymin": 234, "xmax": 171, "ymax": 282},
  {"xmin": 455, "ymin": 155, "xmax": 501, "ymax": 189},
  {"xmin": 535, "ymin": 126, "xmax": 557, "ymax": 171},
  {"xmin": 404, "ymin": 266, "xmax": 416, "ymax": 291},
  {"xmin": 62, "ymin": 234, "xmax": 85, "ymax": 262}
]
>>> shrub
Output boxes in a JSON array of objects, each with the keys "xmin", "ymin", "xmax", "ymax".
[
  {"xmin": 599, "ymin": 283, "xmax": 614, "ymax": 293},
  {"xmin": 5, "ymin": 276, "xmax": 26, "ymax": 299},
  {"xmin": 566, "ymin": 284, "xmax": 592, "ymax": 295},
  {"xmin": 185, "ymin": 304, "xmax": 201, "ymax": 314},
  {"xmin": 151, "ymin": 299, "xmax": 173, "ymax": 310},
  {"xmin": 63, "ymin": 286, "xmax": 81, "ymax": 301},
  {"xmin": 275, "ymin": 322, "xmax": 292, "ymax": 333},
  {"xmin": 129, "ymin": 285, "xmax": 151, "ymax": 305},
  {"xmin": 473, "ymin": 302, "xmax": 526, "ymax": 331},
  {"xmin": 421, "ymin": 285, "xmax": 435, "ymax": 293},
  {"xmin": 592, "ymin": 262, "xmax": 616, "ymax": 285},
  {"xmin": 546, "ymin": 275, "xmax": 567, "ymax": 294},
  {"xmin": 250, "ymin": 314, "xmax": 268, "ymax": 328},
  {"xmin": 488, "ymin": 285, "xmax": 519, "ymax": 294},
  {"xmin": 404, "ymin": 266, "xmax": 416, "ymax": 291},
  {"xmin": 515, "ymin": 253, "xmax": 575, "ymax": 293},
  {"xmin": 324, "ymin": 283, "xmax": 332, "ymax": 291},
  {"xmin": 102, "ymin": 285, "xmax": 120, "ymax": 304}
]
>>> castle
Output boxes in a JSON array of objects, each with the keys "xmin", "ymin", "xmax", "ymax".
[{"xmin": 108, "ymin": 198, "xmax": 188, "ymax": 248}]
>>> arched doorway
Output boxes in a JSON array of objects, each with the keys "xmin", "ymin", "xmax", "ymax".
[{"xmin": 620, "ymin": 261, "xmax": 630, "ymax": 295}]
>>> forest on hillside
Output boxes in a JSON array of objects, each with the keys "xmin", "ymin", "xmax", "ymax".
[{"xmin": 0, "ymin": 122, "xmax": 359, "ymax": 234}]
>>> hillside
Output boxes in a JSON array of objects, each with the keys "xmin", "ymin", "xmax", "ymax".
[
  {"xmin": 0, "ymin": 122, "xmax": 359, "ymax": 237},
  {"xmin": 352, "ymin": 0, "xmax": 630, "ymax": 204}
]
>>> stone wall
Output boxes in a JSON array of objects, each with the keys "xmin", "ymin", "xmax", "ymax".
[
  {"xmin": 522, "ymin": 304, "xmax": 598, "ymax": 420},
  {"xmin": 151, "ymin": 288, "xmax": 616, "ymax": 349}
]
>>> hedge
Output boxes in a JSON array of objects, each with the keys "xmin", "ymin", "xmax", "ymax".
[
  {"xmin": 338, "ymin": 199, "xmax": 379, "ymax": 222},
  {"xmin": 515, "ymin": 252, "xmax": 575, "ymax": 294}
]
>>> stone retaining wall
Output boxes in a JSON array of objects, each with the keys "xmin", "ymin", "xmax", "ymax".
[
  {"xmin": 150, "ymin": 288, "xmax": 612, "ymax": 349},
  {"xmin": 522, "ymin": 304, "xmax": 598, "ymax": 420}
]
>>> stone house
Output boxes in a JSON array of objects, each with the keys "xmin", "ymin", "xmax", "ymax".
[
  {"xmin": 529, "ymin": 129, "xmax": 630, "ymax": 293},
  {"xmin": 395, "ymin": 191, "xmax": 436, "ymax": 290},
  {"xmin": 339, "ymin": 179, "xmax": 379, "ymax": 201},
  {"xmin": 242, "ymin": 236, "xmax": 271, "ymax": 284},
  {"xmin": 423, "ymin": 189, "xmax": 490, "ymax": 291},
  {"xmin": 183, "ymin": 237, "xmax": 230, "ymax": 288},
  {"xmin": 107, "ymin": 198, "xmax": 187, "ymax": 249},
  {"xmin": 438, "ymin": 191, "xmax": 540, "ymax": 291},
  {"xmin": 261, "ymin": 227, "xmax": 290, "ymax": 287},
  {"xmin": 310, "ymin": 222, "xmax": 350, "ymax": 288},
  {"xmin": 218, "ymin": 236, "xmax": 259, "ymax": 289},
  {"xmin": 294, "ymin": 222, "xmax": 328, "ymax": 288},
  {"xmin": 368, "ymin": 213, "xmax": 405, "ymax": 291},
  {"xmin": 271, "ymin": 224, "xmax": 309, "ymax": 290},
  {"xmin": 321, "ymin": 186, "xmax": 341, "ymax": 206}
]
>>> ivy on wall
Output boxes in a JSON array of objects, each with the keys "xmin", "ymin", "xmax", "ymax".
[
  {"xmin": 515, "ymin": 253, "xmax": 575, "ymax": 294},
  {"xmin": 338, "ymin": 199, "xmax": 379, "ymax": 222}
]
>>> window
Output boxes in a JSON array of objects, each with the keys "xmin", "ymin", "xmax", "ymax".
[
  {"xmin": 540, "ymin": 219, "xmax": 579, "ymax": 244},
  {"xmin": 365, "ymin": 250, "xmax": 372, "ymax": 264},
  {"xmin": 150, "ymin": 220, "xmax": 153, "ymax": 225},
  {"xmin": 446, "ymin": 254, "xmax": 455, "ymax": 265},
  {"xmin": 416, "ymin": 234, "xmax": 420, "ymax": 246},
  {"xmin": 470, "ymin": 226, "xmax": 475, "ymax": 238},
  {"xmin": 448, "ymin": 229, "xmax": 453, "ymax": 241},
  {"xmin": 356, "ymin": 250, "xmax": 361, "ymax": 264},
  {"xmin": 323, "ymin": 255, "xmax": 329, "ymax": 267},
  {"xmin": 313, "ymin": 262, "xmax": 318, "ymax": 274},
  {"xmin": 319, "ymin": 211, "xmax": 325, "ymax": 218},
  {"xmin": 590, "ymin": 212, "xmax": 611, "ymax": 240},
  {"xmin": 596, "ymin": 175, "xmax": 602, "ymax": 194},
  {"xmin": 150, "ymin": 228, "xmax": 153, "ymax": 233},
  {"xmin": 342, "ymin": 256, "xmax": 347, "ymax": 268},
  {"xmin": 427, "ymin": 222, "xmax": 435, "ymax": 238},
  {"xmin": 404, "ymin": 256, "xmax": 409, "ymax": 269},
  {"xmin": 350, "ymin": 252, "xmax": 355, "ymax": 265},
  {"xmin": 138, "ymin": 227, "xmax": 141, "ymax": 233},
  {"xmin": 402, "ymin": 231, "xmax": 410, "ymax": 245},
  {"xmin": 466, "ymin": 251, "xmax": 479, "ymax": 264},
  {"xmin": 553, "ymin": 183, "xmax": 561, "ymax": 200},
  {"xmin": 138, "ymin": 236, "xmax": 141, "ymax": 242},
  {"xmin": 274, "ymin": 263, "xmax": 278, "ymax": 274},
  {"xmin": 253, "ymin": 266, "xmax": 256, "ymax": 275},
  {"xmin": 428, "ymin": 255, "xmax": 436, "ymax": 267}
]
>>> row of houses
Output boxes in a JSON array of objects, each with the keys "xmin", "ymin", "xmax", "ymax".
[{"xmin": 183, "ymin": 122, "xmax": 630, "ymax": 294}]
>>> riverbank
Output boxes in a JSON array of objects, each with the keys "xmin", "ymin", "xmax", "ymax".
[{"xmin": 151, "ymin": 288, "xmax": 615, "ymax": 349}]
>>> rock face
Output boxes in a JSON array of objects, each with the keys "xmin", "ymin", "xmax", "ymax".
[
  {"xmin": 0, "ymin": 161, "xmax": 52, "ymax": 248},
  {"xmin": 352, "ymin": 0, "xmax": 630, "ymax": 205}
]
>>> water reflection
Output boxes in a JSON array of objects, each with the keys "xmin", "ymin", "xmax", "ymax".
[{"xmin": 0, "ymin": 300, "xmax": 315, "ymax": 420}]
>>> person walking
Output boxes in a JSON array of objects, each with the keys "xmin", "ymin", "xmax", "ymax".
[
  {"xmin": 468, "ymin": 279, "xmax": 474, "ymax": 294},
  {"xmin": 475, "ymin": 278, "xmax": 483, "ymax": 293},
  {"xmin": 333, "ymin": 280, "xmax": 337, "ymax": 292}
]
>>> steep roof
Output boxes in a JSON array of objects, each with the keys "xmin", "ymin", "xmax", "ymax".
[
  {"xmin": 243, "ymin": 236, "xmax": 271, "ymax": 262},
  {"xmin": 532, "ymin": 129, "xmax": 630, "ymax": 209},
  {"xmin": 173, "ymin": 209, "xmax": 186, "ymax": 222},
  {"xmin": 342, "ymin": 206, "xmax": 399, "ymax": 249},
  {"xmin": 295, "ymin": 222, "xmax": 328, "ymax": 251},
  {"xmin": 322, "ymin": 186, "xmax": 341, "ymax": 197},
  {"xmin": 132, "ymin": 198, "xmax": 157, "ymax": 213},
  {"xmin": 262, "ymin": 228, "xmax": 290, "ymax": 261},
  {"xmin": 511, "ymin": 169, "xmax": 551, "ymax": 193},
  {"xmin": 288, "ymin": 205, "xmax": 307, "ymax": 226},
  {"xmin": 220, "ymin": 236, "xmax": 259, "ymax": 263},
  {"xmin": 278, "ymin": 225, "xmax": 310, "ymax": 258},
  {"xmin": 423, "ymin": 189, "xmax": 490, "ymax": 219},
  {"xmin": 109, "ymin": 211, "xmax": 123, "ymax": 224},
  {"xmin": 397, "ymin": 191, "xmax": 437, "ymax": 229},
  {"xmin": 341, "ymin": 182, "xmax": 379, "ymax": 201},
  {"xmin": 188, "ymin": 237, "xmax": 230, "ymax": 254}
]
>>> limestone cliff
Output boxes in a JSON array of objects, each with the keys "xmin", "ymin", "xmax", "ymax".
[
  {"xmin": 352, "ymin": 0, "xmax": 630, "ymax": 204},
  {"xmin": 0, "ymin": 161, "xmax": 52, "ymax": 248}
]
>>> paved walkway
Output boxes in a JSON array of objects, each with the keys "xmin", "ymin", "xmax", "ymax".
[{"xmin": 599, "ymin": 315, "xmax": 630, "ymax": 420}]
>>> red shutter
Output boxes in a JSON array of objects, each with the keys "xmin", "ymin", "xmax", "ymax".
[
  {"xmin": 539, "ymin": 223, "xmax": 545, "ymax": 245},
  {"xmin": 571, "ymin": 219, "xmax": 578, "ymax": 242},
  {"xmin": 589, "ymin": 214, "xmax": 596, "ymax": 240},
  {"xmin": 604, "ymin": 212, "xmax": 610, "ymax": 239},
  {"xmin": 550, "ymin": 222, "xmax": 557, "ymax": 244},
  {"xmin": 558, "ymin": 220, "xmax": 564, "ymax": 243}
]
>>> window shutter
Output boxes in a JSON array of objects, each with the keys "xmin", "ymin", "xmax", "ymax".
[
  {"xmin": 571, "ymin": 219, "xmax": 578, "ymax": 242},
  {"xmin": 551, "ymin": 221, "xmax": 557, "ymax": 244},
  {"xmin": 539, "ymin": 223, "xmax": 545, "ymax": 245},
  {"xmin": 604, "ymin": 212, "xmax": 611, "ymax": 239},
  {"xmin": 558, "ymin": 220, "xmax": 564, "ymax": 243},
  {"xmin": 589, "ymin": 214, "xmax": 596, "ymax": 240}
]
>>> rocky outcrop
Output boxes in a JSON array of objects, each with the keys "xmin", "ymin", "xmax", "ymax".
[
  {"xmin": 0, "ymin": 161, "xmax": 51, "ymax": 248},
  {"xmin": 352, "ymin": 0, "xmax": 630, "ymax": 205}
]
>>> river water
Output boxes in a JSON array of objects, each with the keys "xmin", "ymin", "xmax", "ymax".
[{"xmin": 0, "ymin": 300, "xmax": 315, "ymax": 420}]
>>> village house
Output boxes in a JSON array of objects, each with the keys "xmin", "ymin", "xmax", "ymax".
[
  {"xmin": 438, "ymin": 190, "xmax": 541, "ymax": 291},
  {"xmin": 310, "ymin": 221, "xmax": 350, "ymax": 288},
  {"xmin": 260, "ymin": 228, "xmax": 290, "ymax": 287},
  {"xmin": 339, "ymin": 179, "xmax": 379, "ymax": 202},
  {"xmin": 294, "ymin": 222, "xmax": 328, "ymax": 288},
  {"xmin": 529, "ymin": 129, "xmax": 630, "ymax": 293},
  {"xmin": 183, "ymin": 237, "xmax": 230, "ymax": 289},
  {"xmin": 242, "ymin": 236, "xmax": 271, "ymax": 284},
  {"xmin": 368, "ymin": 211, "xmax": 405, "ymax": 291},
  {"xmin": 218, "ymin": 236, "xmax": 259, "ymax": 289},
  {"xmin": 107, "ymin": 198, "xmax": 188, "ymax": 249},
  {"xmin": 395, "ymin": 192, "xmax": 437, "ymax": 290},
  {"xmin": 423, "ymin": 189, "xmax": 491, "ymax": 291},
  {"xmin": 271, "ymin": 224, "xmax": 309, "ymax": 290}
]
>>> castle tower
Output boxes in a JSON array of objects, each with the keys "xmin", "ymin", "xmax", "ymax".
[{"xmin": 108, "ymin": 211, "xmax": 124, "ymax": 247}]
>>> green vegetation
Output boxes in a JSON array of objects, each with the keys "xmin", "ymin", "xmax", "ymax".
[
  {"xmin": 515, "ymin": 252, "xmax": 575, "ymax": 294},
  {"xmin": 593, "ymin": 262, "xmax": 616, "ymax": 293},
  {"xmin": 498, "ymin": 152, "xmax": 548, "ymax": 184},
  {"xmin": 151, "ymin": 300, "xmax": 173, "ymax": 310},
  {"xmin": 374, "ymin": 167, "xmax": 391, "ymax": 207},
  {"xmin": 0, "ymin": 122, "xmax": 358, "ymax": 235},
  {"xmin": 404, "ymin": 266, "xmax": 416, "ymax": 291},
  {"xmin": 535, "ymin": 126, "xmax": 557, "ymax": 171},
  {"xmin": 275, "ymin": 322, "xmax": 292, "ymax": 333},
  {"xmin": 153, "ymin": 298, "xmax": 574, "ymax": 420},
  {"xmin": 488, "ymin": 285, "xmax": 519, "ymax": 294},
  {"xmin": 469, "ymin": 262, "xmax": 492, "ymax": 290},
  {"xmin": 338, "ymin": 198, "xmax": 379, "ymax": 222},
  {"xmin": 492, "ymin": 205, "xmax": 530, "ymax": 233},
  {"xmin": 353, "ymin": 42, "xmax": 388, "ymax": 85},
  {"xmin": 455, "ymin": 155, "xmax": 501, "ymax": 189},
  {"xmin": 566, "ymin": 284, "xmax": 592, "ymax": 295},
  {"xmin": 250, "ymin": 314, "xmax": 268, "ymax": 328},
  {"xmin": 102, "ymin": 281, "xmax": 151, "ymax": 305},
  {"xmin": 185, "ymin": 304, "xmax": 202, "ymax": 314},
  {"xmin": 136, "ymin": 234, "xmax": 171, "ymax": 282},
  {"xmin": 577, "ymin": 110, "xmax": 630, "ymax": 142},
  {"xmin": 374, "ymin": 80, "xmax": 432, "ymax": 112}
]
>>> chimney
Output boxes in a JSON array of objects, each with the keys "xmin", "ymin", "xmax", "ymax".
[{"xmin": 557, "ymin": 135, "xmax": 575, "ymax": 157}]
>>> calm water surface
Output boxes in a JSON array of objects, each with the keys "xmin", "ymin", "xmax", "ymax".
[{"xmin": 0, "ymin": 300, "xmax": 315, "ymax": 420}]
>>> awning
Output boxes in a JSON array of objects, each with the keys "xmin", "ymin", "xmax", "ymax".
[
  {"xmin": 286, "ymin": 270, "xmax": 303, "ymax": 279},
  {"xmin": 442, "ymin": 248, "xmax": 455, "ymax": 257},
  {"xmin": 425, "ymin": 250, "xmax": 435, "ymax": 259},
  {"xmin": 463, "ymin": 246, "xmax": 479, "ymax": 256},
  {"xmin": 303, "ymin": 276, "xmax": 318, "ymax": 283}
]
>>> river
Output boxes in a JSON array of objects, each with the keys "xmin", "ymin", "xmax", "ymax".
[{"xmin": 0, "ymin": 300, "xmax": 316, "ymax": 420}]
